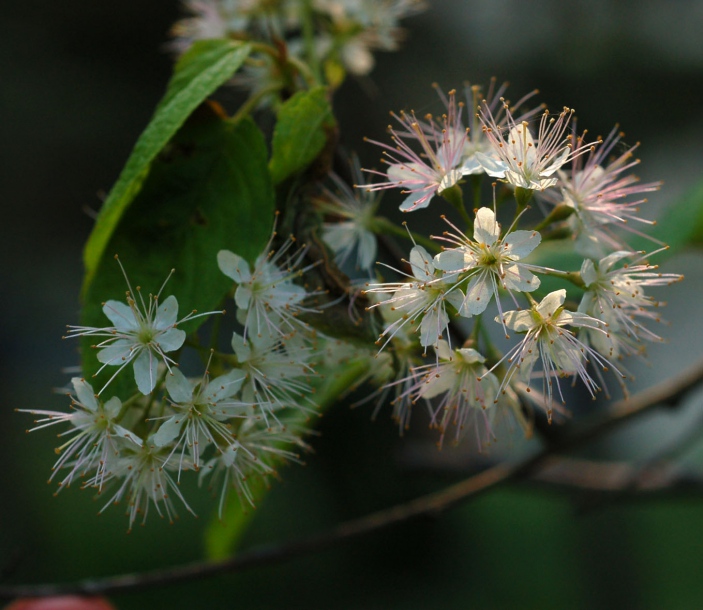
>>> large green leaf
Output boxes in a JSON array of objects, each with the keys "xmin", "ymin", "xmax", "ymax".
[
  {"xmin": 80, "ymin": 105, "xmax": 275, "ymax": 387},
  {"xmin": 82, "ymin": 40, "xmax": 251, "ymax": 295},
  {"xmin": 268, "ymin": 86, "xmax": 336, "ymax": 185}
]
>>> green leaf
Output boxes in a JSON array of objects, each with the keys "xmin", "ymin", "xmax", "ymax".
[
  {"xmin": 268, "ymin": 86, "xmax": 336, "ymax": 185},
  {"xmin": 80, "ymin": 105, "xmax": 275, "ymax": 387},
  {"xmin": 82, "ymin": 40, "xmax": 251, "ymax": 295}
]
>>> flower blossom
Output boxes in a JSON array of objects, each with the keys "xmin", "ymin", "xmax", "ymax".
[
  {"xmin": 578, "ymin": 250, "xmax": 683, "ymax": 358},
  {"xmin": 95, "ymin": 442, "xmax": 195, "ymax": 531},
  {"xmin": 477, "ymin": 104, "xmax": 594, "ymax": 192},
  {"xmin": 398, "ymin": 340, "xmax": 500, "ymax": 447},
  {"xmin": 151, "ymin": 367, "xmax": 248, "ymax": 473},
  {"xmin": 66, "ymin": 264, "xmax": 216, "ymax": 395},
  {"xmin": 316, "ymin": 159, "xmax": 380, "ymax": 273},
  {"xmin": 18, "ymin": 378, "xmax": 141, "ymax": 491},
  {"xmin": 428, "ymin": 80, "xmax": 543, "ymax": 176},
  {"xmin": 434, "ymin": 207, "xmax": 542, "ymax": 324},
  {"xmin": 218, "ymin": 233, "xmax": 318, "ymax": 340},
  {"xmin": 365, "ymin": 245, "xmax": 464, "ymax": 350},
  {"xmin": 541, "ymin": 125, "xmax": 662, "ymax": 257},
  {"xmin": 493, "ymin": 289, "xmax": 622, "ymax": 414},
  {"xmin": 362, "ymin": 90, "xmax": 469, "ymax": 211}
]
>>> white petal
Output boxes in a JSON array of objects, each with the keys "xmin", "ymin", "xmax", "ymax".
[
  {"xmin": 153, "ymin": 415, "xmax": 183, "ymax": 447},
  {"xmin": 503, "ymin": 230, "xmax": 541, "ymax": 260},
  {"xmin": 434, "ymin": 249, "xmax": 469, "ymax": 272},
  {"xmin": 580, "ymin": 258, "xmax": 598, "ymax": 287},
  {"xmin": 231, "ymin": 333, "xmax": 251, "ymax": 362},
  {"xmin": 157, "ymin": 327, "xmax": 186, "ymax": 353},
  {"xmin": 459, "ymin": 156, "xmax": 483, "ymax": 176},
  {"xmin": 475, "ymin": 152, "xmax": 507, "ymax": 178},
  {"xmin": 444, "ymin": 287, "xmax": 465, "ymax": 313},
  {"xmin": 204, "ymin": 369, "xmax": 247, "ymax": 402},
  {"xmin": 473, "ymin": 207, "xmax": 499, "ymax": 246},
  {"xmin": 458, "ymin": 347, "xmax": 485, "ymax": 364},
  {"xmin": 435, "ymin": 339, "xmax": 453, "ymax": 361},
  {"xmin": 114, "ymin": 424, "xmax": 143, "ymax": 446},
  {"xmin": 409, "ymin": 246, "xmax": 435, "ymax": 280},
  {"xmin": 536, "ymin": 290, "xmax": 566, "ymax": 319},
  {"xmin": 166, "ymin": 368, "xmax": 193, "ymax": 403},
  {"xmin": 217, "ymin": 250, "xmax": 251, "ymax": 284},
  {"xmin": 103, "ymin": 396, "xmax": 122, "ymax": 419},
  {"xmin": 102, "ymin": 300, "xmax": 138, "ymax": 332},
  {"xmin": 387, "ymin": 162, "xmax": 425, "ymax": 183},
  {"xmin": 503, "ymin": 264, "xmax": 540, "ymax": 293},
  {"xmin": 399, "ymin": 189, "xmax": 434, "ymax": 212},
  {"xmin": 461, "ymin": 272, "xmax": 493, "ymax": 316},
  {"xmin": 421, "ymin": 369, "xmax": 457, "ymax": 399},
  {"xmin": 234, "ymin": 285, "xmax": 252, "ymax": 310},
  {"xmin": 419, "ymin": 308, "xmax": 448, "ymax": 347},
  {"xmin": 357, "ymin": 229, "xmax": 377, "ymax": 271},
  {"xmin": 500, "ymin": 309, "xmax": 534, "ymax": 332},
  {"xmin": 438, "ymin": 169, "xmax": 462, "ymax": 193},
  {"xmin": 133, "ymin": 349, "xmax": 157, "ymax": 395},
  {"xmin": 155, "ymin": 295, "xmax": 179, "ymax": 329},
  {"xmin": 97, "ymin": 340, "xmax": 134, "ymax": 366},
  {"xmin": 72, "ymin": 378, "xmax": 99, "ymax": 412}
]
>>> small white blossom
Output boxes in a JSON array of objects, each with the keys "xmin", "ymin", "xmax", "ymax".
[
  {"xmin": 362, "ymin": 90, "xmax": 469, "ymax": 211},
  {"xmin": 200, "ymin": 417, "xmax": 308, "ymax": 514},
  {"xmin": 493, "ymin": 289, "xmax": 622, "ymax": 415},
  {"xmin": 434, "ymin": 207, "xmax": 542, "ymax": 324},
  {"xmin": 218, "ymin": 233, "xmax": 318, "ymax": 340},
  {"xmin": 398, "ymin": 340, "xmax": 500, "ymax": 447},
  {"xmin": 95, "ymin": 442, "xmax": 196, "ymax": 531},
  {"xmin": 541, "ymin": 126, "xmax": 662, "ymax": 257},
  {"xmin": 66, "ymin": 264, "xmax": 217, "ymax": 395},
  {"xmin": 365, "ymin": 245, "xmax": 464, "ymax": 351},
  {"xmin": 18, "ymin": 378, "xmax": 142, "ymax": 491},
  {"xmin": 151, "ymin": 367, "xmax": 248, "ymax": 472},
  {"xmin": 578, "ymin": 250, "xmax": 683, "ymax": 357},
  {"xmin": 477, "ymin": 104, "xmax": 594, "ymax": 192},
  {"xmin": 316, "ymin": 158, "xmax": 379, "ymax": 273},
  {"xmin": 231, "ymin": 331, "xmax": 317, "ymax": 425}
]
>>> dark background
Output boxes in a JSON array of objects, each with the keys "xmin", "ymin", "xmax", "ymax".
[{"xmin": 3, "ymin": 1, "xmax": 703, "ymax": 608}]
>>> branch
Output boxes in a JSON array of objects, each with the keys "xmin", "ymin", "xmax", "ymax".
[{"xmin": 3, "ymin": 356, "xmax": 703, "ymax": 601}]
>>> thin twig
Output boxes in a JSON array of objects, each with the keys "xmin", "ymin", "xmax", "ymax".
[{"xmin": 3, "ymin": 356, "xmax": 703, "ymax": 600}]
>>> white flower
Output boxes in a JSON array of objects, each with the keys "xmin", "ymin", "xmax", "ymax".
[
  {"xmin": 434, "ymin": 207, "xmax": 542, "ymax": 324},
  {"xmin": 362, "ymin": 90, "xmax": 469, "ymax": 211},
  {"xmin": 541, "ymin": 126, "xmax": 662, "ymax": 257},
  {"xmin": 200, "ymin": 417, "xmax": 308, "ymax": 514},
  {"xmin": 365, "ymin": 245, "xmax": 464, "ymax": 350},
  {"xmin": 218, "ymin": 233, "xmax": 317, "ymax": 340},
  {"xmin": 95, "ymin": 443, "xmax": 196, "ymax": 531},
  {"xmin": 151, "ymin": 367, "xmax": 248, "ymax": 472},
  {"xmin": 477, "ymin": 105, "xmax": 594, "ymax": 192},
  {"xmin": 231, "ymin": 331, "xmax": 316, "ymax": 425},
  {"xmin": 578, "ymin": 251, "xmax": 683, "ymax": 357},
  {"xmin": 316, "ymin": 158, "xmax": 379, "ymax": 273},
  {"xmin": 494, "ymin": 289, "xmax": 622, "ymax": 415},
  {"xmin": 66, "ymin": 264, "xmax": 217, "ymax": 395},
  {"xmin": 18, "ymin": 378, "xmax": 141, "ymax": 491},
  {"xmin": 398, "ymin": 340, "xmax": 500, "ymax": 447},
  {"xmin": 427, "ymin": 81, "xmax": 543, "ymax": 176}
]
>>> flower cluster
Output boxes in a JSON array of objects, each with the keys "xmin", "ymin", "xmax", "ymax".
[
  {"xmin": 23, "ymin": 0, "xmax": 685, "ymax": 530},
  {"xmin": 23, "ymin": 241, "xmax": 321, "ymax": 529},
  {"xmin": 355, "ymin": 81, "xmax": 682, "ymax": 446},
  {"xmin": 170, "ymin": 0, "xmax": 426, "ymax": 102}
]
